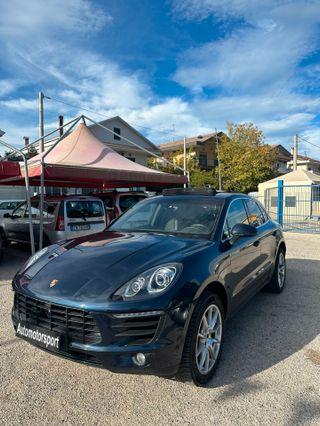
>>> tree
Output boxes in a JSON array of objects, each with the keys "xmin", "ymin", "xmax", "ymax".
[
  {"xmin": 219, "ymin": 122, "xmax": 276, "ymax": 193},
  {"xmin": 148, "ymin": 147, "xmax": 218, "ymax": 188}
]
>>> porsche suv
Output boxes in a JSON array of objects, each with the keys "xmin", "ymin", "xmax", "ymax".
[{"xmin": 12, "ymin": 189, "xmax": 286, "ymax": 386}]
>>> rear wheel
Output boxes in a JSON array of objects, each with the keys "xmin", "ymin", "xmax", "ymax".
[
  {"xmin": 179, "ymin": 292, "xmax": 225, "ymax": 386},
  {"xmin": 265, "ymin": 248, "xmax": 286, "ymax": 293}
]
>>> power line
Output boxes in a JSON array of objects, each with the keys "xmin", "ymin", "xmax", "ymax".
[
  {"xmin": 298, "ymin": 134, "xmax": 320, "ymax": 151},
  {"xmin": 44, "ymin": 95, "xmax": 185, "ymax": 139}
]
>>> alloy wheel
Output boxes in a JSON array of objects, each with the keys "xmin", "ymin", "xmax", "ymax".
[
  {"xmin": 195, "ymin": 304, "xmax": 222, "ymax": 375},
  {"xmin": 278, "ymin": 252, "xmax": 286, "ymax": 288}
]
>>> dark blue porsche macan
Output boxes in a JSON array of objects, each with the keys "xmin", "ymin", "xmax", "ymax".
[{"xmin": 12, "ymin": 189, "xmax": 286, "ymax": 386}]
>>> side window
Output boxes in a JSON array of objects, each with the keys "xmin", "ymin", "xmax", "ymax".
[
  {"xmin": 12, "ymin": 203, "xmax": 26, "ymax": 218},
  {"xmin": 222, "ymin": 199, "xmax": 249, "ymax": 240},
  {"xmin": 25, "ymin": 202, "xmax": 41, "ymax": 219},
  {"xmin": 245, "ymin": 199, "xmax": 265, "ymax": 227}
]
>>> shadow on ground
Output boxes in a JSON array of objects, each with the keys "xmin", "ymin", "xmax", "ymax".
[
  {"xmin": 0, "ymin": 243, "xmax": 30, "ymax": 282},
  {"xmin": 209, "ymin": 258, "xmax": 320, "ymax": 389}
]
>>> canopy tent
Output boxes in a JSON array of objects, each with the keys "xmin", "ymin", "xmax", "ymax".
[{"xmin": 0, "ymin": 123, "xmax": 187, "ymax": 188}]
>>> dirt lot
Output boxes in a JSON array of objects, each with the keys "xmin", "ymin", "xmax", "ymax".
[{"xmin": 0, "ymin": 234, "xmax": 319, "ymax": 426}]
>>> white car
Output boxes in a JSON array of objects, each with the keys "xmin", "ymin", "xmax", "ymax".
[{"xmin": 0, "ymin": 195, "xmax": 106, "ymax": 247}]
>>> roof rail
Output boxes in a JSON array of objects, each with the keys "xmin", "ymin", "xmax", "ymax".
[{"xmin": 163, "ymin": 188, "xmax": 217, "ymax": 196}]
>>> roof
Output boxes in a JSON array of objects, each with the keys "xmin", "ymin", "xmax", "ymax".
[
  {"xmin": 269, "ymin": 144, "xmax": 292, "ymax": 160},
  {"xmin": 260, "ymin": 169, "xmax": 320, "ymax": 185},
  {"xmin": 159, "ymin": 132, "xmax": 224, "ymax": 152},
  {"xmin": 89, "ymin": 116, "xmax": 160, "ymax": 153},
  {"xmin": 297, "ymin": 154, "xmax": 320, "ymax": 164},
  {"xmin": 0, "ymin": 123, "xmax": 187, "ymax": 188}
]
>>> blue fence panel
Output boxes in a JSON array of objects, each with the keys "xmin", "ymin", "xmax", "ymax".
[{"xmin": 250, "ymin": 183, "xmax": 320, "ymax": 234}]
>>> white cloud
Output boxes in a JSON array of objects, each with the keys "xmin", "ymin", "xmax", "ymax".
[
  {"xmin": 0, "ymin": 98, "xmax": 38, "ymax": 110},
  {"xmin": 0, "ymin": 80, "xmax": 18, "ymax": 97},
  {"xmin": 0, "ymin": 0, "xmax": 111, "ymax": 40},
  {"xmin": 173, "ymin": 1, "xmax": 320, "ymax": 93}
]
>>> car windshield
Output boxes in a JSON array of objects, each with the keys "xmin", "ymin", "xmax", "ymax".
[
  {"xmin": 66, "ymin": 201, "xmax": 104, "ymax": 218},
  {"xmin": 108, "ymin": 196, "xmax": 223, "ymax": 238}
]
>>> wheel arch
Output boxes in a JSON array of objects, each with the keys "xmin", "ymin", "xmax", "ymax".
[
  {"xmin": 277, "ymin": 240, "xmax": 286, "ymax": 257},
  {"xmin": 197, "ymin": 281, "xmax": 229, "ymax": 318}
]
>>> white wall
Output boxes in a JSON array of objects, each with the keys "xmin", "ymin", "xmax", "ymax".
[{"xmin": 89, "ymin": 117, "xmax": 157, "ymax": 166}]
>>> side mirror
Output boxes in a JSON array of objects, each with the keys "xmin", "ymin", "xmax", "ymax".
[
  {"xmin": 3, "ymin": 213, "xmax": 11, "ymax": 219},
  {"xmin": 230, "ymin": 223, "xmax": 257, "ymax": 244}
]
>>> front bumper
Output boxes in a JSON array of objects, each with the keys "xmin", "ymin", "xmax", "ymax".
[{"xmin": 12, "ymin": 292, "xmax": 191, "ymax": 377}]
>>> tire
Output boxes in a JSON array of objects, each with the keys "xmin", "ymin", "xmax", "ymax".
[
  {"xmin": 265, "ymin": 248, "xmax": 286, "ymax": 293},
  {"xmin": 178, "ymin": 292, "xmax": 225, "ymax": 386},
  {"xmin": 0, "ymin": 235, "xmax": 3, "ymax": 263},
  {"xmin": 42, "ymin": 235, "xmax": 51, "ymax": 248},
  {"xmin": 0, "ymin": 229, "xmax": 10, "ymax": 247}
]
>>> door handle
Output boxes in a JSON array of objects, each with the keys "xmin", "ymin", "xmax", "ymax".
[{"xmin": 253, "ymin": 239, "xmax": 260, "ymax": 247}]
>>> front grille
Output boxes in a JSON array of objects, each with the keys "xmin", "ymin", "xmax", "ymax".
[
  {"xmin": 109, "ymin": 314, "xmax": 161, "ymax": 346},
  {"xmin": 14, "ymin": 293, "xmax": 101, "ymax": 345}
]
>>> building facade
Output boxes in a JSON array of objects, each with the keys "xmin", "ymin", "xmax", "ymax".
[{"xmin": 159, "ymin": 132, "xmax": 224, "ymax": 170}]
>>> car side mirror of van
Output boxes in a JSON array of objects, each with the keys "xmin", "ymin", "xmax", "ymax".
[
  {"xmin": 3, "ymin": 213, "xmax": 11, "ymax": 219},
  {"xmin": 230, "ymin": 223, "xmax": 257, "ymax": 244}
]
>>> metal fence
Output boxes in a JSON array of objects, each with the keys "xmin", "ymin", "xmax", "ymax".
[{"xmin": 251, "ymin": 182, "xmax": 320, "ymax": 234}]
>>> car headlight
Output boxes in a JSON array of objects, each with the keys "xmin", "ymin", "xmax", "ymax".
[
  {"xmin": 24, "ymin": 246, "xmax": 49, "ymax": 269},
  {"xmin": 113, "ymin": 263, "xmax": 182, "ymax": 301}
]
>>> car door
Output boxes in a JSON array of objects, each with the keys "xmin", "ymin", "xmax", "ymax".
[
  {"xmin": 244, "ymin": 198, "xmax": 276, "ymax": 282},
  {"xmin": 5, "ymin": 202, "xmax": 27, "ymax": 241},
  {"xmin": 222, "ymin": 199, "xmax": 262, "ymax": 309}
]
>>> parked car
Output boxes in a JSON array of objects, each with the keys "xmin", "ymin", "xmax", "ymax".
[
  {"xmin": 0, "ymin": 200, "xmax": 23, "ymax": 219},
  {"xmin": 12, "ymin": 189, "xmax": 286, "ymax": 386},
  {"xmin": 0, "ymin": 195, "xmax": 106, "ymax": 247},
  {"xmin": 94, "ymin": 190, "xmax": 148, "ymax": 223}
]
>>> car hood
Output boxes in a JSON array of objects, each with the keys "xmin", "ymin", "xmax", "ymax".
[{"xmin": 15, "ymin": 231, "xmax": 211, "ymax": 306}]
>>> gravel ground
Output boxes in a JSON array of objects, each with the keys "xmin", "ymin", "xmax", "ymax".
[{"xmin": 0, "ymin": 235, "xmax": 319, "ymax": 426}]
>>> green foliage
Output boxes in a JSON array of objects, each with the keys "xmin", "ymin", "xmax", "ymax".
[{"xmin": 219, "ymin": 122, "xmax": 276, "ymax": 193}]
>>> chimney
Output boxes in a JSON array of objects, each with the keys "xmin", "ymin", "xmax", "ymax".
[
  {"xmin": 23, "ymin": 136, "xmax": 29, "ymax": 146},
  {"xmin": 58, "ymin": 115, "xmax": 64, "ymax": 137}
]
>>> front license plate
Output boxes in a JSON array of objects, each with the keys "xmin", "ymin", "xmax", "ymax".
[
  {"xmin": 70, "ymin": 224, "xmax": 90, "ymax": 231},
  {"xmin": 16, "ymin": 321, "xmax": 66, "ymax": 353}
]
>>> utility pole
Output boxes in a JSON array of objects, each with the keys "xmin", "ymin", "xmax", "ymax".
[
  {"xmin": 183, "ymin": 136, "xmax": 187, "ymax": 188},
  {"xmin": 215, "ymin": 129, "xmax": 222, "ymax": 191},
  {"xmin": 39, "ymin": 91, "xmax": 44, "ymax": 153},
  {"xmin": 293, "ymin": 133, "xmax": 298, "ymax": 171}
]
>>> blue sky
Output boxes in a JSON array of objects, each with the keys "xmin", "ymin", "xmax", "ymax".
[{"xmin": 1, "ymin": 0, "xmax": 320, "ymax": 158}]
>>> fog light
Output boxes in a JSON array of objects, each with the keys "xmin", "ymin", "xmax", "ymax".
[{"xmin": 133, "ymin": 352, "xmax": 146, "ymax": 367}]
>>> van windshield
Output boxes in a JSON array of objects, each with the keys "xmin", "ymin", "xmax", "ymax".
[
  {"xmin": 108, "ymin": 196, "xmax": 223, "ymax": 238},
  {"xmin": 66, "ymin": 201, "xmax": 104, "ymax": 218}
]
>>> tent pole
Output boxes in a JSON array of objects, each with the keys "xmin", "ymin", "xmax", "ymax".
[
  {"xmin": 38, "ymin": 116, "xmax": 82, "ymax": 249},
  {"xmin": 0, "ymin": 138, "xmax": 35, "ymax": 255},
  {"xmin": 39, "ymin": 159, "xmax": 45, "ymax": 249},
  {"xmin": 24, "ymin": 155, "xmax": 35, "ymax": 255}
]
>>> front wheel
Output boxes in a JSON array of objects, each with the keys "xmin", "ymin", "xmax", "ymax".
[{"xmin": 179, "ymin": 292, "xmax": 225, "ymax": 386}]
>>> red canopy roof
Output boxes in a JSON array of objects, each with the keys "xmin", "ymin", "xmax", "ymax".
[{"xmin": 0, "ymin": 123, "xmax": 187, "ymax": 188}]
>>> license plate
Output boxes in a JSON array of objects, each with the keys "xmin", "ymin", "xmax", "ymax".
[
  {"xmin": 70, "ymin": 224, "xmax": 90, "ymax": 231},
  {"xmin": 16, "ymin": 321, "xmax": 66, "ymax": 353}
]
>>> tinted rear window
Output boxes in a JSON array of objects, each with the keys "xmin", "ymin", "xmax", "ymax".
[
  {"xmin": 66, "ymin": 201, "xmax": 104, "ymax": 218},
  {"xmin": 119, "ymin": 195, "xmax": 146, "ymax": 212}
]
